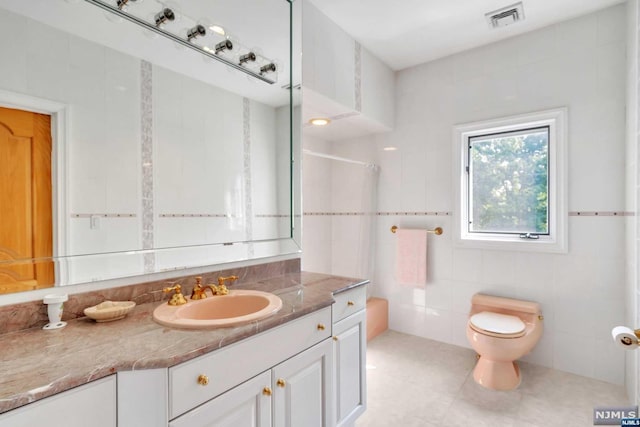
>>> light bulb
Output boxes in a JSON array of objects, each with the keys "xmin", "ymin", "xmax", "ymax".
[
  {"xmin": 155, "ymin": 8, "xmax": 175, "ymax": 27},
  {"xmin": 239, "ymin": 52, "xmax": 256, "ymax": 66},
  {"xmin": 187, "ymin": 24, "xmax": 206, "ymax": 41}
]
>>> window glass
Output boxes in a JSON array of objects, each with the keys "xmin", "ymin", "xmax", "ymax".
[
  {"xmin": 455, "ymin": 108, "xmax": 567, "ymax": 252},
  {"xmin": 468, "ymin": 126, "xmax": 549, "ymax": 236}
]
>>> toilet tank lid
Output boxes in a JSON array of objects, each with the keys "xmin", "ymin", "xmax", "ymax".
[
  {"xmin": 470, "ymin": 311, "xmax": 526, "ymax": 334},
  {"xmin": 471, "ymin": 293, "xmax": 540, "ymax": 314}
]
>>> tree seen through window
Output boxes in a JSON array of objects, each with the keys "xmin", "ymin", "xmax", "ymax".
[{"xmin": 468, "ymin": 127, "xmax": 549, "ymax": 235}]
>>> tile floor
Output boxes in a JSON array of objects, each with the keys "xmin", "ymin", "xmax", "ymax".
[{"xmin": 356, "ymin": 331, "xmax": 629, "ymax": 427}]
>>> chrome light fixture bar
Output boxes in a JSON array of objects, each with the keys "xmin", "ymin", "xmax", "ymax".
[{"xmin": 83, "ymin": 0, "xmax": 277, "ymax": 84}]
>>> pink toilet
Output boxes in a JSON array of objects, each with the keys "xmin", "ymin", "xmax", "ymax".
[{"xmin": 466, "ymin": 293, "xmax": 543, "ymax": 390}]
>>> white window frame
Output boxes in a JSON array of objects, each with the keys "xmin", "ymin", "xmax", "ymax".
[{"xmin": 453, "ymin": 108, "xmax": 568, "ymax": 253}]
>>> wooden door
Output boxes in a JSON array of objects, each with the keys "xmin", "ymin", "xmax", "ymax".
[{"xmin": 0, "ymin": 106, "xmax": 54, "ymax": 294}]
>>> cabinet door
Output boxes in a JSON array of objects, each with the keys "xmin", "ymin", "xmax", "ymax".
[
  {"xmin": 0, "ymin": 376, "xmax": 116, "ymax": 427},
  {"xmin": 118, "ymin": 368, "xmax": 168, "ymax": 427},
  {"xmin": 169, "ymin": 307, "xmax": 331, "ymax": 419},
  {"xmin": 273, "ymin": 339, "xmax": 333, "ymax": 427},
  {"xmin": 170, "ymin": 371, "xmax": 272, "ymax": 427},
  {"xmin": 333, "ymin": 310, "xmax": 366, "ymax": 427}
]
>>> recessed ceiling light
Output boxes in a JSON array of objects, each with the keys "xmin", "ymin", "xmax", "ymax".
[
  {"xmin": 383, "ymin": 146, "xmax": 398, "ymax": 151},
  {"xmin": 309, "ymin": 118, "xmax": 330, "ymax": 126}
]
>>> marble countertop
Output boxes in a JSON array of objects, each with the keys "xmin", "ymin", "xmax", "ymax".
[{"xmin": 0, "ymin": 272, "xmax": 367, "ymax": 414}]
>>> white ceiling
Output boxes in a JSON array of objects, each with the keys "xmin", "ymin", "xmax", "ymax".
[{"xmin": 309, "ymin": 0, "xmax": 627, "ymax": 70}]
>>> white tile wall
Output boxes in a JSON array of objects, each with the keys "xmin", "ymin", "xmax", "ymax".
[
  {"xmin": 303, "ymin": 4, "xmax": 630, "ymax": 386},
  {"xmin": 152, "ymin": 65, "xmax": 283, "ymax": 250},
  {"xmin": 375, "ymin": 5, "xmax": 628, "ymax": 385},
  {"xmin": 0, "ymin": 7, "xmax": 286, "ymax": 284},
  {"xmin": 302, "ymin": 134, "xmax": 379, "ymax": 284},
  {"xmin": 625, "ymin": 0, "xmax": 639, "ymax": 405},
  {"xmin": 360, "ymin": 48, "xmax": 395, "ymax": 129},
  {"xmin": 302, "ymin": 2, "xmax": 356, "ymax": 111},
  {"xmin": 301, "ymin": 136, "xmax": 333, "ymax": 273},
  {"xmin": 0, "ymin": 10, "xmax": 143, "ymax": 268}
]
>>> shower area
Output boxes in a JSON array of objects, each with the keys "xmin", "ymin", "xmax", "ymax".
[{"xmin": 301, "ymin": 146, "xmax": 379, "ymax": 291}]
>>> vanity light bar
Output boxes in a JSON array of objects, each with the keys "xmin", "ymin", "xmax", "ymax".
[{"xmin": 83, "ymin": 0, "xmax": 277, "ymax": 84}]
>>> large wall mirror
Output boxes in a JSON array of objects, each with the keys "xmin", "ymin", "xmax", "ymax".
[{"xmin": 0, "ymin": 0, "xmax": 302, "ymax": 296}]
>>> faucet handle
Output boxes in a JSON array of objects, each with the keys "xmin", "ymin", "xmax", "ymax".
[
  {"xmin": 163, "ymin": 284, "xmax": 187, "ymax": 306},
  {"xmin": 217, "ymin": 275, "xmax": 239, "ymax": 287}
]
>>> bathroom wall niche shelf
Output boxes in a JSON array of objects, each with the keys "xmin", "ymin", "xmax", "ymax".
[{"xmin": 82, "ymin": 0, "xmax": 278, "ymax": 84}]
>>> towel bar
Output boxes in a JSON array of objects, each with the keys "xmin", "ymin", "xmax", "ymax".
[{"xmin": 391, "ymin": 225, "xmax": 443, "ymax": 235}]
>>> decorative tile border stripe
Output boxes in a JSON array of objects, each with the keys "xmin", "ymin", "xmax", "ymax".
[
  {"xmin": 73, "ymin": 211, "xmax": 634, "ymax": 219},
  {"xmin": 569, "ymin": 211, "xmax": 635, "ymax": 216},
  {"xmin": 304, "ymin": 211, "xmax": 452, "ymax": 216},
  {"xmin": 152, "ymin": 214, "xmax": 293, "ymax": 219},
  {"xmin": 159, "ymin": 214, "xmax": 236, "ymax": 218},
  {"xmin": 71, "ymin": 213, "xmax": 136, "ymax": 218},
  {"xmin": 242, "ymin": 97, "xmax": 254, "ymax": 257},
  {"xmin": 141, "ymin": 60, "xmax": 155, "ymax": 273},
  {"xmin": 377, "ymin": 211, "xmax": 452, "ymax": 216},
  {"xmin": 305, "ymin": 212, "xmax": 370, "ymax": 216},
  {"xmin": 354, "ymin": 41, "xmax": 362, "ymax": 112},
  {"xmin": 304, "ymin": 211, "xmax": 634, "ymax": 217}
]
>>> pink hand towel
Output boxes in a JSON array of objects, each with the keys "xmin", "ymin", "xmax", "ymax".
[{"xmin": 395, "ymin": 228, "xmax": 428, "ymax": 287}]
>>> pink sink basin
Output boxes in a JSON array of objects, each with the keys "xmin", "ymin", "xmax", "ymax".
[{"xmin": 153, "ymin": 290, "xmax": 283, "ymax": 329}]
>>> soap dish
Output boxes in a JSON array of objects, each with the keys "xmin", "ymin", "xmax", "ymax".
[{"xmin": 84, "ymin": 301, "xmax": 136, "ymax": 322}]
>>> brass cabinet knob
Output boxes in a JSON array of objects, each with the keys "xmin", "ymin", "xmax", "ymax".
[
  {"xmin": 333, "ymin": 336, "xmax": 338, "ymax": 341},
  {"xmin": 317, "ymin": 324, "xmax": 325, "ymax": 331},
  {"xmin": 197, "ymin": 374, "xmax": 209, "ymax": 386},
  {"xmin": 262, "ymin": 387, "xmax": 272, "ymax": 396},
  {"xmin": 347, "ymin": 301, "xmax": 355, "ymax": 306},
  {"xmin": 276, "ymin": 378, "xmax": 286, "ymax": 388}
]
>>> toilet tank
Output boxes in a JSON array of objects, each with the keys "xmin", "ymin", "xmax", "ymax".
[{"xmin": 470, "ymin": 293, "xmax": 541, "ymax": 318}]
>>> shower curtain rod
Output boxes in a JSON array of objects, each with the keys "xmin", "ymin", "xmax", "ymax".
[{"xmin": 303, "ymin": 149, "xmax": 378, "ymax": 168}]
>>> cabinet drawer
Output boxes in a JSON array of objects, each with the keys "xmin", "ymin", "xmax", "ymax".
[
  {"xmin": 332, "ymin": 285, "xmax": 367, "ymax": 323},
  {"xmin": 169, "ymin": 371, "xmax": 271, "ymax": 427},
  {"xmin": 169, "ymin": 307, "xmax": 331, "ymax": 419}
]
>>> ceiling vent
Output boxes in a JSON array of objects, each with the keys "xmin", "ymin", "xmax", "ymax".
[{"xmin": 485, "ymin": 2, "xmax": 525, "ymax": 29}]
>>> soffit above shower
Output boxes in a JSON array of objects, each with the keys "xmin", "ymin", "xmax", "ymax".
[
  {"xmin": 302, "ymin": 89, "xmax": 390, "ymax": 141},
  {"xmin": 308, "ymin": 0, "xmax": 626, "ymax": 70}
]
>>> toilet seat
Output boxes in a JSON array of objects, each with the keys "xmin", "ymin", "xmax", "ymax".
[{"xmin": 469, "ymin": 311, "xmax": 526, "ymax": 338}]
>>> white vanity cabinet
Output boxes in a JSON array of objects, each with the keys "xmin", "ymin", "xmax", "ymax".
[
  {"xmin": 169, "ymin": 371, "xmax": 272, "ymax": 427},
  {"xmin": 166, "ymin": 307, "xmax": 333, "ymax": 427},
  {"xmin": 0, "ymin": 375, "xmax": 116, "ymax": 427},
  {"xmin": 170, "ymin": 338, "xmax": 334, "ymax": 427},
  {"xmin": 4, "ymin": 285, "xmax": 367, "ymax": 427},
  {"xmin": 332, "ymin": 286, "xmax": 367, "ymax": 427},
  {"xmin": 272, "ymin": 338, "xmax": 333, "ymax": 427}
]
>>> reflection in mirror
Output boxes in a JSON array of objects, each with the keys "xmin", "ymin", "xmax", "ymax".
[{"xmin": 0, "ymin": 0, "xmax": 301, "ymax": 296}]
